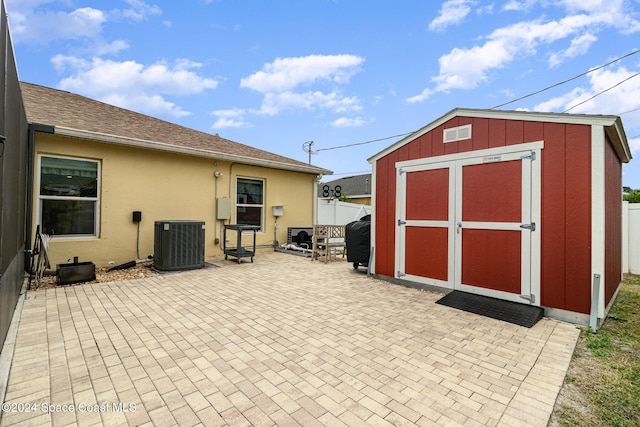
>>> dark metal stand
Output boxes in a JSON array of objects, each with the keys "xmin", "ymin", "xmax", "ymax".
[{"xmin": 223, "ymin": 224, "xmax": 260, "ymax": 263}]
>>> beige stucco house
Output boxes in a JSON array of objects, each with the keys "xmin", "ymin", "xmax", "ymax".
[{"xmin": 21, "ymin": 82, "xmax": 331, "ymax": 267}]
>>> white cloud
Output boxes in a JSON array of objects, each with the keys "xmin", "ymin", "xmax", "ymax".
[
  {"xmin": 56, "ymin": 57, "xmax": 218, "ymax": 96},
  {"xmin": 259, "ymin": 91, "xmax": 362, "ymax": 116},
  {"xmin": 330, "ymin": 117, "xmax": 367, "ymax": 128},
  {"xmin": 503, "ymin": 0, "xmax": 539, "ymax": 12},
  {"xmin": 213, "ymin": 108, "xmax": 246, "ymax": 119},
  {"xmin": 210, "ymin": 109, "xmax": 252, "ymax": 129},
  {"xmin": 429, "ymin": 0, "xmax": 475, "ymax": 31},
  {"xmin": 500, "ymin": 88, "xmax": 515, "ymax": 98},
  {"xmin": 8, "ymin": 6, "xmax": 106, "ymax": 44},
  {"xmin": 117, "ymin": 0, "xmax": 162, "ymax": 22},
  {"xmin": 240, "ymin": 54, "xmax": 364, "ymax": 115},
  {"xmin": 211, "ymin": 117, "xmax": 251, "ymax": 129},
  {"xmin": 548, "ymin": 32, "xmax": 597, "ymax": 67},
  {"xmin": 534, "ymin": 66, "xmax": 640, "ymax": 118},
  {"xmin": 241, "ymin": 54, "xmax": 364, "ymax": 93},
  {"xmin": 53, "ymin": 56, "xmax": 218, "ymax": 118},
  {"xmin": 102, "ymin": 93, "xmax": 191, "ymax": 118},
  {"xmin": 6, "ymin": 0, "xmax": 162, "ymax": 44},
  {"xmin": 534, "ymin": 86, "xmax": 585, "ymax": 112},
  {"xmin": 93, "ymin": 40, "xmax": 130, "ymax": 56},
  {"xmin": 406, "ymin": 88, "xmax": 434, "ymax": 104},
  {"xmin": 407, "ymin": 1, "xmax": 640, "ymax": 103}
]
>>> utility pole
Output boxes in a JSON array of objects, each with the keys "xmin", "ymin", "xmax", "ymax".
[{"xmin": 302, "ymin": 140, "xmax": 317, "ymax": 164}]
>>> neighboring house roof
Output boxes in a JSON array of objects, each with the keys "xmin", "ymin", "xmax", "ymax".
[
  {"xmin": 21, "ymin": 82, "xmax": 331, "ymax": 175},
  {"xmin": 319, "ymin": 173, "xmax": 372, "ymax": 198},
  {"xmin": 368, "ymin": 107, "xmax": 632, "ymax": 164}
]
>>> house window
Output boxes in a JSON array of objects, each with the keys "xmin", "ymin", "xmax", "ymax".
[
  {"xmin": 39, "ymin": 155, "xmax": 100, "ymax": 237},
  {"xmin": 236, "ymin": 177, "xmax": 263, "ymax": 229}
]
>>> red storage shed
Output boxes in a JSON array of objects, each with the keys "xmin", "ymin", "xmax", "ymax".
[{"xmin": 368, "ymin": 108, "xmax": 631, "ymax": 327}]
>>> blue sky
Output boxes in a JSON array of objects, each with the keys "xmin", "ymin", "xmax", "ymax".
[{"xmin": 7, "ymin": 0, "xmax": 640, "ymax": 187}]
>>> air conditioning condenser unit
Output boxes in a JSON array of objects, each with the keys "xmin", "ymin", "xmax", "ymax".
[{"xmin": 154, "ymin": 220, "xmax": 205, "ymax": 271}]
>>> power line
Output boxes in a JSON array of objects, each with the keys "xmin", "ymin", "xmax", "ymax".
[
  {"xmin": 315, "ymin": 132, "xmax": 414, "ymax": 152},
  {"xmin": 312, "ymin": 50, "xmax": 640, "ymax": 157},
  {"xmin": 490, "ymin": 49, "xmax": 640, "ymax": 109},
  {"xmin": 563, "ymin": 71, "xmax": 640, "ymax": 113},
  {"xmin": 619, "ymin": 106, "xmax": 640, "ymax": 116}
]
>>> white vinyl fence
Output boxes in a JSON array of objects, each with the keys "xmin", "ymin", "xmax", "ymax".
[
  {"xmin": 315, "ymin": 200, "xmax": 639, "ymax": 273},
  {"xmin": 316, "ymin": 199, "xmax": 371, "ymax": 225},
  {"xmin": 623, "ymin": 201, "xmax": 640, "ymax": 274}
]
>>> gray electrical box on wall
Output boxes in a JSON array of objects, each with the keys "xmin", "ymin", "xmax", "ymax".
[{"xmin": 216, "ymin": 197, "xmax": 231, "ymax": 220}]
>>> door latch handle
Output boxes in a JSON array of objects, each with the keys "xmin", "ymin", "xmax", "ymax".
[{"xmin": 457, "ymin": 222, "xmax": 462, "ymax": 234}]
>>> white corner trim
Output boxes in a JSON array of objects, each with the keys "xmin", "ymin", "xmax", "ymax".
[
  {"xmin": 591, "ymin": 125, "xmax": 606, "ymax": 318},
  {"xmin": 369, "ymin": 162, "xmax": 377, "ymax": 275}
]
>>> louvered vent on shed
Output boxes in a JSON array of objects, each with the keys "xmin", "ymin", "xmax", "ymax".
[{"xmin": 443, "ymin": 124, "xmax": 472, "ymax": 143}]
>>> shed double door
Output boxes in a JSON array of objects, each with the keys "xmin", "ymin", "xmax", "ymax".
[{"xmin": 396, "ymin": 147, "xmax": 540, "ymax": 305}]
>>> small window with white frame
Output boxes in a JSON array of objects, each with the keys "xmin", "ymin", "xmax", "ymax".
[
  {"xmin": 38, "ymin": 155, "xmax": 100, "ymax": 237},
  {"xmin": 236, "ymin": 177, "xmax": 264, "ymax": 230}
]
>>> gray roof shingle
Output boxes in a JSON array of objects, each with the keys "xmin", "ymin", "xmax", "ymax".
[
  {"xmin": 319, "ymin": 173, "xmax": 372, "ymax": 197},
  {"xmin": 21, "ymin": 82, "xmax": 331, "ymax": 175}
]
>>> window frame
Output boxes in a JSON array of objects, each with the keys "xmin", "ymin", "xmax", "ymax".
[
  {"xmin": 38, "ymin": 154, "xmax": 101, "ymax": 238},
  {"xmin": 236, "ymin": 176, "xmax": 264, "ymax": 231}
]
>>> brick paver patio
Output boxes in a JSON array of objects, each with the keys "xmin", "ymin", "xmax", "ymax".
[{"xmin": 0, "ymin": 252, "xmax": 579, "ymax": 426}]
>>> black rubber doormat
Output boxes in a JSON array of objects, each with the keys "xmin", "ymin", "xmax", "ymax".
[{"xmin": 435, "ymin": 291, "xmax": 544, "ymax": 328}]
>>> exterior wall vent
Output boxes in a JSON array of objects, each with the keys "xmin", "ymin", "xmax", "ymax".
[
  {"xmin": 154, "ymin": 220, "xmax": 205, "ymax": 271},
  {"xmin": 443, "ymin": 124, "xmax": 472, "ymax": 143}
]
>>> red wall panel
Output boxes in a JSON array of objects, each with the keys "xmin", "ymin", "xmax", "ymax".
[
  {"xmin": 432, "ymin": 124, "xmax": 446, "ymax": 157},
  {"xmin": 472, "ymin": 118, "xmax": 490, "ymax": 150},
  {"xmin": 605, "ymin": 135, "xmax": 622, "ymax": 305},
  {"xmin": 462, "ymin": 229, "xmax": 521, "ymax": 293},
  {"xmin": 457, "ymin": 117, "xmax": 474, "ymax": 153},
  {"xmin": 540, "ymin": 123, "xmax": 568, "ymax": 309},
  {"xmin": 524, "ymin": 121, "xmax": 544, "ymax": 142},
  {"xmin": 505, "ymin": 120, "xmax": 524, "ymax": 146},
  {"xmin": 563, "ymin": 124, "xmax": 592, "ymax": 314},
  {"xmin": 374, "ymin": 115, "xmax": 599, "ymax": 315},
  {"xmin": 406, "ymin": 169, "xmax": 449, "ymax": 221},
  {"xmin": 462, "ymin": 161, "xmax": 522, "ymax": 222},
  {"xmin": 488, "ymin": 119, "xmax": 506, "ymax": 148},
  {"xmin": 419, "ymin": 131, "xmax": 433, "ymax": 158},
  {"xmin": 405, "ymin": 227, "xmax": 448, "ymax": 281},
  {"xmin": 374, "ymin": 155, "xmax": 394, "ymax": 277},
  {"xmin": 539, "ymin": 123, "xmax": 592, "ymax": 314}
]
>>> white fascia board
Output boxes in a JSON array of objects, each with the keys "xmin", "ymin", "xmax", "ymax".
[
  {"xmin": 605, "ymin": 119, "xmax": 632, "ymax": 163},
  {"xmin": 54, "ymin": 126, "xmax": 332, "ymax": 176}
]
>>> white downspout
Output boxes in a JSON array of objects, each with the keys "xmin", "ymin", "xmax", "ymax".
[{"xmin": 313, "ymin": 175, "xmax": 322, "ymax": 225}]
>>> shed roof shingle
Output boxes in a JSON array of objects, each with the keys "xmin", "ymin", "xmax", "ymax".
[{"xmin": 21, "ymin": 82, "xmax": 331, "ymax": 175}]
